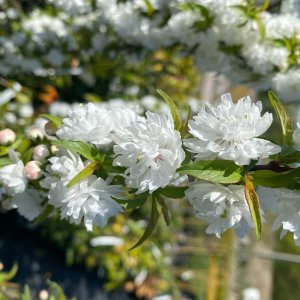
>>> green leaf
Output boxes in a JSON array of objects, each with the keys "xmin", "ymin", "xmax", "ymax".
[
  {"xmin": 67, "ymin": 161, "xmax": 99, "ymax": 188},
  {"xmin": 0, "ymin": 146, "xmax": 9, "ymax": 157},
  {"xmin": 114, "ymin": 196, "xmax": 147, "ymax": 209},
  {"xmin": 40, "ymin": 114, "xmax": 63, "ymax": 128},
  {"xmin": 52, "ymin": 140, "xmax": 103, "ymax": 161},
  {"xmin": 177, "ymin": 160, "xmax": 243, "ymax": 184},
  {"xmin": 252, "ymin": 168, "xmax": 300, "ymax": 189},
  {"xmin": 16, "ymin": 138, "xmax": 31, "ymax": 155},
  {"xmin": 144, "ymin": 0, "xmax": 154, "ymax": 17},
  {"xmin": 244, "ymin": 175, "xmax": 262, "ymax": 240},
  {"xmin": 255, "ymin": 17, "xmax": 265, "ymax": 39},
  {"xmin": 22, "ymin": 147, "xmax": 33, "ymax": 164},
  {"xmin": 47, "ymin": 280, "xmax": 67, "ymax": 300},
  {"xmin": 158, "ymin": 186, "xmax": 188, "ymax": 198},
  {"xmin": 156, "ymin": 194, "xmax": 170, "ymax": 225},
  {"xmin": 157, "ymin": 89, "xmax": 182, "ymax": 132},
  {"xmin": 257, "ymin": 0, "xmax": 270, "ymax": 12},
  {"xmin": 268, "ymin": 91, "xmax": 293, "ymax": 145},
  {"xmin": 0, "ymin": 263, "xmax": 18, "ymax": 283},
  {"xmin": 21, "ymin": 285, "xmax": 32, "ymax": 300},
  {"xmin": 280, "ymin": 144, "xmax": 300, "ymax": 163},
  {"xmin": 0, "ymin": 157, "xmax": 12, "ymax": 167},
  {"xmin": 32, "ymin": 204, "xmax": 54, "ymax": 226},
  {"xmin": 130, "ymin": 195, "xmax": 159, "ymax": 250},
  {"xmin": 84, "ymin": 93, "xmax": 102, "ymax": 103}
]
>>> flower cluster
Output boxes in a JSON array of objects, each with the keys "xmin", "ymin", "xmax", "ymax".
[{"xmin": 1, "ymin": 91, "xmax": 300, "ymax": 247}]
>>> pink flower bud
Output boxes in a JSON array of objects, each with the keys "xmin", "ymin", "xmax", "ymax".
[
  {"xmin": 26, "ymin": 127, "xmax": 44, "ymax": 140},
  {"xmin": 0, "ymin": 128, "xmax": 16, "ymax": 145},
  {"xmin": 33, "ymin": 145, "xmax": 50, "ymax": 162},
  {"xmin": 24, "ymin": 161, "xmax": 42, "ymax": 180}
]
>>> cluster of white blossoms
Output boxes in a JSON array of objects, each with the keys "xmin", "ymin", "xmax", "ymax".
[
  {"xmin": 2, "ymin": 91, "xmax": 300, "ymax": 245},
  {"xmin": 1, "ymin": 0, "xmax": 300, "ymax": 101}
]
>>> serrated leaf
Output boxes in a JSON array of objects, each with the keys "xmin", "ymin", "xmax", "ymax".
[
  {"xmin": 158, "ymin": 186, "xmax": 188, "ymax": 198},
  {"xmin": 52, "ymin": 140, "xmax": 103, "ymax": 161},
  {"xmin": 67, "ymin": 161, "xmax": 99, "ymax": 188},
  {"xmin": 157, "ymin": 89, "xmax": 182, "ymax": 132},
  {"xmin": 0, "ymin": 263, "xmax": 18, "ymax": 283},
  {"xmin": 156, "ymin": 194, "xmax": 170, "ymax": 225},
  {"xmin": 268, "ymin": 91, "xmax": 293, "ymax": 145},
  {"xmin": 40, "ymin": 114, "xmax": 63, "ymax": 128},
  {"xmin": 113, "ymin": 196, "xmax": 147, "ymax": 209},
  {"xmin": 177, "ymin": 160, "xmax": 243, "ymax": 184},
  {"xmin": 252, "ymin": 168, "xmax": 300, "ymax": 189},
  {"xmin": 244, "ymin": 175, "xmax": 262, "ymax": 240},
  {"xmin": 130, "ymin": 195, "xmax": 159, "ymax": 250},
  {"xmin": 32, "ymin": 204, "xmax": 54, "ymax": 226}
]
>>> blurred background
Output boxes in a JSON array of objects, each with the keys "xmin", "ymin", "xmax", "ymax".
[{"xmin": 0, "ymin": 0, "xmax": 300, "ymax": 299}]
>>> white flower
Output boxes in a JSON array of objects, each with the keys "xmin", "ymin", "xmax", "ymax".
[
  {"xmin": 184, "ymin": 93, "xmax": 281, "ymax": 165},
  {"xmin": 271, "ymin": 189, "xmax": 300, "ymax": 245},
  {"xmin": 272, "ymin": 69, "xmax": 300, "ymax": 103},
  {"xmin": 185, "ymin": 182, "xmax": 254, "ymax": 238},
  {"xmin": 40, "ymin": 150, "xmax": 123, "ymax": 231},
  {"xmin": 113, "ymin": 112, "xmax": 185, "ymax": 193},
  {"xmin": 0, "ymin": 150, "xmax": 27, "ymax": 195},
  {"xmin": 110, "ymin": 106, "xmax": 144, "ymax": 143},
  {"xmin": 56, "ymin": 103, "xmax": 113, "ymax": 146},
  {"xmin": 11, "ymin": 188, "xmax": 44, "ymax": 221}
]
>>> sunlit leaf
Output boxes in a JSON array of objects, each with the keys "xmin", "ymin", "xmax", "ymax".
[{"xmin": 244, "ymin": 175, "xmax": 262, "ymax": 240}]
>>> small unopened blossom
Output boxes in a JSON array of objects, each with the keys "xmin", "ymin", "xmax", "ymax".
[
  {"xmin": 185, "ymin": 182, "xmax": 254, "ymax": 238},
  {"xmin": 184, "ymin": 93, "xmax": 281, "ymax": 165},
  {"xmin": 40, "ymin": 150, "xmax": 123, "ymax": 231},
  {"xmin": 0, "ymin": 150, "xmax": 27, "ymax": 195},
  {"xmin": 0, "ymin": 128, "xmax": 16, "ymax": 145},
  {"xmin": 57, "ymin": 103, "xmax": 113, "ymax": 146},
  {"xmin": 26, "ymin": 127, "xmax": 44, "ymax": 140},
  {"xmin": 113, "ymin": 112, "xmax": 185, "ymax": 193},
  {"xmin": 33, "ymin": 144, "xmax": 50, "ymax": 162},
  {"xmin": 24, "ymin": 161, "xmax": 42, "ymax": 180}
]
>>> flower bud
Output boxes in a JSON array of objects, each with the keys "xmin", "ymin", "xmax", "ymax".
[
  {"xmin": 0, "ymin": 128, "xmax": 16, "ymax": 145},
  {"xmin": 24, "ymin": 161, "xmax": 42, "ymax": 180},
  {"xmin": 26, "ymin": 127, "xmax": 44, "ymax": 140},
  {"xmin": 44, "ymin": 121, "xmax": 57, "ymax": 136},
  {"xmin": 33, "ymin": 145, "xmax": 50, "ymax": 162}
]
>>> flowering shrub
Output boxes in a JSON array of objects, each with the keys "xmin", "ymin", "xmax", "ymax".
[
  {"xmin": 1, "ymin": 0, "xmax": 300, "ymax": 101},
  {"xmin": 1, "ymin": 88, "xmax": 300, "ymax": 248}
]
